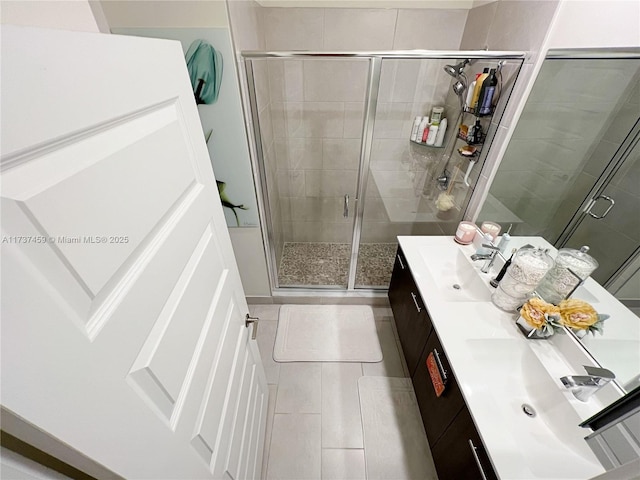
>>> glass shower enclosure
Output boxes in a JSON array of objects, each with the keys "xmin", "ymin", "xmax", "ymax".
[{"xmin": 243, "ymin": 51, "xmax": 525, "ymax": 292}]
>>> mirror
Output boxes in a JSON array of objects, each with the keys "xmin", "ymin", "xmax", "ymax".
[{"xmin": 478, "ymin": 49, "xmax": 640, "ymax": 392}]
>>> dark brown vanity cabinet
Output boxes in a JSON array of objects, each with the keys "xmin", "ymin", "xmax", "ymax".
[
  {"xmin": 388, "ymin": 247, "xmax": 432, "ymax": 377},
  {"xmin": 431, "ymin": 407, "xmax": 498, "ymax": 480},
  {"xmin": 389, "ymin": 246, "xmax": 497, "ymax": 480},
  {"xmin": 412, "ymin": 330, "xmax": 465, "ymax": 446}
]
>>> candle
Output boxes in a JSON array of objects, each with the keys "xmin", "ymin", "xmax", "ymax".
[
  {"xmin": 481, "ymin": 221, "xmax": 501, "ymax": 241},
  {"xmin": 455, "ymin": 221, "xmax": 477, "ymax": 244}
]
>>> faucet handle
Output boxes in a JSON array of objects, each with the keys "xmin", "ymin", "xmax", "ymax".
[
  {"xmin": 584, "ymin": 365, "xmax": 615, "ymax": 380},
  {"xmin": 482, "ymin": 243, "xmax": 500, "ymax": 251}
]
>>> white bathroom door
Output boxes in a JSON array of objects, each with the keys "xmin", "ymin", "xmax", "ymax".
[{"xmin": 1, "ymin": 25, "xmax": 267, "ymax": 479}]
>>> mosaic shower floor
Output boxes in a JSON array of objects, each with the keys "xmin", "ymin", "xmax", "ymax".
[{"xmin": 278, "ymin": 242, "xmax": 397, "ymax": 287}]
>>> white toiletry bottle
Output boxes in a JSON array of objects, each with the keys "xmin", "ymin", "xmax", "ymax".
[
  {"xmin": 465, "ymin": 81, "xmax": 476, "ymax": 109},
  {"xmin": 416, "ymin": 116, "xmax": 429, "ymax": 143},
  {"xmin": 434, "ymin": 118, "xmax": 447, "ymax": 147},
  {"xmin": 410, "ymin": 116, "xmax": 422, "ymax": 142},
  {"xmin": 426, "ymin": 123, "xmax": 439, "ymax": 146}
]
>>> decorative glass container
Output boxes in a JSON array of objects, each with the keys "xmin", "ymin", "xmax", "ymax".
[
  {"xmin": 536, "ymin": 246, "xmax": 598, "ymax": 305},
  {"xmin": 491, "ymin": 247, "xmax": 553, "ymax": 313}
]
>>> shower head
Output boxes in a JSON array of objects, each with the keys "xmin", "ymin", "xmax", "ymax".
[{"xmin": 443, "ymin": 59, "xmax": 471, "ymax": 78}]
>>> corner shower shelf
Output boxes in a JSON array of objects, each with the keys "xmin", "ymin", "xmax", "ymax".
[
  {"xmin": 463, "ymin": 106, "xmax": 495, "ymax": 117},
  {"xmin": 457, "ymin": 132, "xmax": 485, "ymax": 146},
  {"xmin": 410, "ymin": 140, "xmax": 445, "ymax": 148}
]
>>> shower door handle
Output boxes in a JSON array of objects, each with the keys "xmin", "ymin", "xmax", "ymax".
[
  {"xmin": 586, "ymin": 195, "xmax": 615, "ymax": 219},
  {"xmin": 343, "ymin": 194, "xmax": 349, "ymax": 218}
]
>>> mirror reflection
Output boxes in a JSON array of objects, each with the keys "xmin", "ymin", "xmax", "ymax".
[{"xmin": 479, "ymin": 51, "xmax": 640, "ymax": 392}]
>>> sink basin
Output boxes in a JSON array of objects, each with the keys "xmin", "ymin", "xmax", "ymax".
[
  {"xmin": 419, "ymin": 247, "xmax": 492, "ymax": 302},
  {"xmin": 465, "ymin": 339, "xmax": 603, "ymax": 478}
]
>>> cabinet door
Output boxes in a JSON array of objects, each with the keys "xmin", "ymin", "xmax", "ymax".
[
  {"xmin": 388, "ymin": 247, "xmax": 432, "ymax": 377},
  {"xmin": 431, "ymin": 407, "xmax": 497, "ymax": 480},
  {"xmin": 412, "ymin": 330, "xmax": 465, "ymax": 446}
]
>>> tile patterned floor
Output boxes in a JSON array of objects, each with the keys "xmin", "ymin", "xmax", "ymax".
[
  {"xmin": 249, "ymin": 304, "xmax": 417, "ymax": 480},
  {"xmin": 278, "ymin": 242, "xmax": 397, "ymax": 288}
]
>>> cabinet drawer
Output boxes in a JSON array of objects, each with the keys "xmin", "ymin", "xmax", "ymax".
[
  {"xmin": 431, "ymin": 407, "xmax": 497, "ymax": 480},
  {"xmin": 412, "ymin": 330, "xmax": 465, "ymax": 447},
  {"xmin": 388, "ymin": 247, "xmax": 432, "ymax": 377}
]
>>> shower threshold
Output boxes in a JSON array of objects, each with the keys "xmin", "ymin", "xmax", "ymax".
[{"xmin": 278, "ymin": 241, "xmax": 397, "ymax": 288}]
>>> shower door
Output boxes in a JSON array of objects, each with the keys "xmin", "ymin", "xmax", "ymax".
[
  {"xmin": 244, "ymin": 52, "xmax": 525, "ymax": 291},
  {"xmin": 246, "ymin": 57, "xmax": 370, "ymax": 288},
  {"xmin": 558, "ymin": 127, "xmax": 640, "ymax": 286}
]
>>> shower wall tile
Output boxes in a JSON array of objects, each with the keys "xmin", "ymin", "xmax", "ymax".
[
  {"xmin": 304, "ymin": 170, "xmax": 321, "ymax": 197},
  {"xmin": 343, "ymin": 102, "xmax": 365, "ymax": 139},
  {"xmin": 264, "ymin": 7, "xmax": 323, "ymax": 51},
  {"xmin": 370, "ymin": 139, "xmax": 411, "ymax": 171},
  {"xmin": 258, "ymin": 104, "xmax": 274, "ymax": 149},
  {"xmin": 536, "ymin": 177, "xmax": 576, "ymax": 237},
  {"xmin": 378, "ymin": 60, "xmax": 421, "ymax": 104},
  {"xmin": 285, "ymin": 102, "xmax": 346, "ymax": 138},
  {"xmin": 485, "ymin": 1, "xmax": 559, "ymax": 53},
  {"xmin": 373, "ymin": 103, "xmax": 414, "ymax": 139},
  {"xmin": 226, "ymin": 0, "xmax": 265, "ymax": 51},
  {"xmin": 362, "ymin": 197, "xmax": 390, "ymax": 222},
  {"xmin": 317, "ymin": 170, "xmax": 359, "ymax": 197},
  {"xmin": 323, "ymin": 8, "xmax": 397, "ymax": 51},
  {"xmin": 459, "ymin": 1, "xmax": 497, "ymax": 50},
  {"xmin": 277, "ymin": 170, "xmax": 306, "ymax": 197},
  {"xmin": 583, "ymin": 139, "xmax": 619, "ymax": 177},
  {"xmin": 268, "ymin": 59, "xmax": 304, "ymax": 103},
  {"xmin": 253, "ymin": 59, "xmax": 270, "ymax": 113},
  {"xmin": 284, "ymin": 138, "xmax": 323, "ymax": 170},
  {"xmin": 270, "ymin": 101, "xmax": 287, "ymax": 138},
  {"xmin": 393, "ymin": 9, "xmax": 468, "ymax": 50},
  {"xmin": 323, "ymin": 139, "xmax": 361, "ymax": 170},
  {"xmin": 602, "ymin": 187, "xmax": 640, "ymax": 242},
  {"xmin": 303, "ymin": 60, "xmax": 369, "ymax": 103}
]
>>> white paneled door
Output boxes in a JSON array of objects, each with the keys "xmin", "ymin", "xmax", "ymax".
[{"xmin": 1, "ymin": 26, "xmax": 267, "ymax": 479}]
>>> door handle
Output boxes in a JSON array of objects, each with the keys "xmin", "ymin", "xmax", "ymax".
[
  {"xmin": 468, "ymin": 439, "xmax": 489, "ymax": 480},
  {"xmin": 397, "ymin": 254, "xmax": 405, "ymax": 270},
  {"xmin": 343, "ymin": 194, "xmax": 349, "ymax": 218},
  {"xmin": 586, "ymin": 194, "xmax": 615, "ymax": 219},
  {"xmin": 245, "ymin": 314, "xmax": 259, "ymax": 340}
]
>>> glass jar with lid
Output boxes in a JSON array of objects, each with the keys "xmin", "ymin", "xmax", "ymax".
[
  {"xmin": 491, "ymin": 247, "xmax": 554, "ymax": 312},
  {"xmin": 536, "ymin": 246, "xmax": 598, "ymax": 305}
]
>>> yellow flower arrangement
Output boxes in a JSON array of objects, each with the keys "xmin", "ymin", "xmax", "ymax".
[
  {"xmin": 517, "ymin": 298, "xmax": 562, "ymax": 338},
  {"xmin": 558, "ymin": 299, "xmax": 599, "ymax": 330},
  {"xmin": 520, "ymin": 298, "xmax": 559, "ymax": 330}
]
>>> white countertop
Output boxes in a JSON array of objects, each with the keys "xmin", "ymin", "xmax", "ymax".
[{"xmin": 397, "ymin": 235, "xmax": 633, "ymax": 480}]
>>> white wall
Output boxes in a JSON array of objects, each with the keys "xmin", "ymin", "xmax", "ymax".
[
  {"xmin": 103, "ymin": 1, "xmax": 272, "ymax": 298},
  {"xmin": 548, "ymin": 0, "xmax": 640, "ymax": 49},
  {"xmin": 101, "ymin": 0, "xmax": 229, "ymax": 28},
  {"xmin": 0, "ymin": 0, "xmax": 100, "ymax": 32}
]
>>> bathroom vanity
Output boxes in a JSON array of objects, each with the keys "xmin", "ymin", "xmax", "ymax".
[{"xmin": 388, "ymin": 235, "xmax": 636, "ymax": 479}]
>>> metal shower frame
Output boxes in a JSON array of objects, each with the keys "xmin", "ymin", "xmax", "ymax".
[{"xmin": 241, "ymin": 50, "xmax": 526, "ymax": 294}]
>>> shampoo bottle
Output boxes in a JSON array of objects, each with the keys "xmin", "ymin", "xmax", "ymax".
[
  {"xmin": 478, "ymin": 69, "xmax": 498, "ymax": 115},
  {"xmin": 470, "ymin": 68, "xmax": 489, "ymax": 111},
  {"xmin": 434, "ymin": 118, "xmax": 447, "ymax": 147},
  {"xmin": 426, "ymin": 123, "xmax": 439, "ymax": 146},
  {"xmin": 410, "ymin": 116, "xmax": 422, "ymax": 141},
  {"xmin": 465, "ymin": 81, "xmax": 476, "ymax": 109},
  {"xmin": 416, "ymin": 116, "xmax": 429, "ymax": 143}
]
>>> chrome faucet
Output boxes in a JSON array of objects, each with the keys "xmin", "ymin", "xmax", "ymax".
[
  {"xmin": 560, "ymin": 366, "xmax": 615, "ymax": 402},
  {"xmin": 471, "ymin": 244, "xmax": 502, "ymax": 273}
]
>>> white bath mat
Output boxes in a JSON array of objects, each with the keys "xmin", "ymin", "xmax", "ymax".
[
  {"xmin": 274, "ymin": 305, "xmax": 382, "ymax": 362},
  {"xmin": 358, "ymin": 376, "xmax": 437, "ymax": 480}
]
